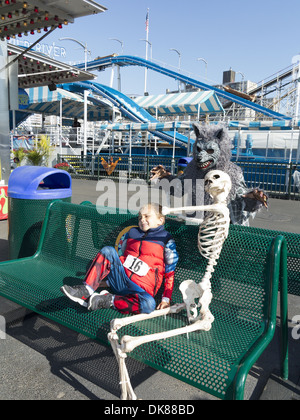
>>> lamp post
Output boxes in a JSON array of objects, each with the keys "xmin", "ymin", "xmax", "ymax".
[
  {"xmin": 140, "ymin": 39, "xmax": 153, "ymax": 60},
  {"xmin": 59, "ymin": 37, "xmax": 91, "ymax": 71},
  {"xmin": 197, "ymin": 57, "xmax": 208, "ymax": 79},
  {"xmin": 236, "ymin": 71, "xmax": 245, "ymax": 93},
  {"xmin": 109, "ymin": 38, "xmax": 124, "ymax": 54},
  {"xmin": 59, "ymin": 37, "xmax": 91, "ymax": 155},
  {"xmin": 109, "ymin": 38, "xmax": 124, "ymax": 92},
  {"xmin": 170, "ymin": 48, "xmax": 182, "ymax": 92}
]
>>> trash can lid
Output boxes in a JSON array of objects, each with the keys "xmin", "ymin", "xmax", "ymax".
[
  {"xmin": 8, "ymin": 166, "xmax": 72, "ymax": 200},
  {"xmin": 178, "ymin": 157, "xmax": 193, "ymax": 167}
]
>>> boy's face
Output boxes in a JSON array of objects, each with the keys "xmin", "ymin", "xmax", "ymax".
[{"xmin": 138, "ymin": 207, "xmax": 164, "ymax": 232}]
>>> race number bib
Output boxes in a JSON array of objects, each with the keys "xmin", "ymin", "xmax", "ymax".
[{"xmin": 123, "ymin": 255, "xmax": 150, "ymax": 277}]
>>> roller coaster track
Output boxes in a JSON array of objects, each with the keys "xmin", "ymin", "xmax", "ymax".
[
  {"xmin": 61, "ymin": 81, "xmax": 190, "ymax": 148},
  {"xmin": 248, "ymin": 65, "xmax": 294, "ymax": 96},
  {"xmin": 77, "ymin": 55, "xmax": 291, "ymax": 121}
]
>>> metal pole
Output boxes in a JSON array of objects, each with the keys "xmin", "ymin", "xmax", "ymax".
[
  {"xmin": 59, "ymin": 37, "xmax": 90, "ymax": 71},
  {"xmin": 60, "ymin": 99, "xmax": 63, "ymax": 155},
  {"xmin": 296, "ymin": 131, "xmax": 300, "ymax": 164},
  {"xmin": 170, "ymin": 49, "xmax": 182, "ymax": 92},
  {"xmin": 110, "ymin": 65, "xmax": 115, "ymax": 88},
  {"xmin": 117, "ymin": 65, "xmax": 121, "ymax": 92},
  {"xmin": 144, "ymin": 9, "xmax": 150, "ymax": 95},
  {"xmin": 289, "ymin": 128, "xmax": 294, "ymax": 164},
  {"xmin": 294, "ymin": 63, "xmax": 300, "ymax": 121},
  {"xmin": 84, "ymin": 90, "xmax": 88, "ymax": 156},
  {"xmin": 141, "ymin": 39, "xmax": 152, "ymax": 95},
  {"xmin": 0, "ymin": 40, "xmax": 10, "ymax": 184},
  {"xmin": 197, "ymin": 58, "xmax": 208, "ymax": 79},
  {"xmin": 171, "ymin": 124, "xmax": 176, "ymax": 175}
]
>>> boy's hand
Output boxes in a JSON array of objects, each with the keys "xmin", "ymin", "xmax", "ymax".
[{"xmin": 157, "ymin": 301, "xmax": 170, "ymax": 310}]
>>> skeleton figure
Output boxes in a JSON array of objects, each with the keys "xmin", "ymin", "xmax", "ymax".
[
  {"xmin": 108, "ymin": 170, "xmax": 231, "ymax": 400},
  {"xmin": 169, "ymin": 170, "xmax": 231, "ymax": 323}
]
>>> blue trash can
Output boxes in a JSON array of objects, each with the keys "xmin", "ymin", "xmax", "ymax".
[
  {"xmin": 8, "ymin": 166, "xmax": 72, "ymax": 260},
  {"xmin": 178, "ymin": 157, "xmax": 193, "ymax": 175}
]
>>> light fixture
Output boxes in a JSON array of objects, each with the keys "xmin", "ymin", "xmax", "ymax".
[
  {"xmin": 0, "ymin": 1, "xmax": 71, "ymax": 39},
  {"xmin": 48, "ymin": 81, "xmax": 57, "ymax": 91}
]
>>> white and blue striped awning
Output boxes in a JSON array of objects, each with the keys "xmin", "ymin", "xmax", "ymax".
[
  {"xmin": 134, "ymin": 91, "xmax": 224, "ymax": 115},
  {"xmin": 25, "ymin": 86, "xmax": 112, "ymax": 121}
]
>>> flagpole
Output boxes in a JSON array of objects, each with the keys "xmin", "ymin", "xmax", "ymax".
[{"xmin": 144, "ymin": 8, "xmax": 149, "ymax": 95}]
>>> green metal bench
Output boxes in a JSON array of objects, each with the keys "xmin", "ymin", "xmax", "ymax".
[
  {"xmin": 0, "ymin": 201, "xmax": 289, "ymax": 400},
  {"xmin": 231, "ymin": 224, "xmax": 300, "ymax": 297}
]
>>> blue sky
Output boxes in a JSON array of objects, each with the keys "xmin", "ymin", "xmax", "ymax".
[{"xmin": 20, "ymin": 0, "xmax": 300, "ymax": 96}]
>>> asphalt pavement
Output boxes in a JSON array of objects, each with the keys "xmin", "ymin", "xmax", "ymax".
[{"xmin": 0, "ymin": 178, "xmax": 299, "ymax": 401}]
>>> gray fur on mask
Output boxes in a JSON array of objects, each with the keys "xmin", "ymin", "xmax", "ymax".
[{"xmin": 185, "ymin": 123, "xmax": 243, "ymax": 202}]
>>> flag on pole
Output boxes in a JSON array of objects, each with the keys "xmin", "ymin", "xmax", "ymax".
[{"xmin": 145, "ymin": 9, "xmax": 149, "ymax": 33}]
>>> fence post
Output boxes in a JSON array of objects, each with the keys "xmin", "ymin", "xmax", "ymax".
[
  {"xmin": 128, "ymin": 156, "xmax": 132, "ymax": 178},
  {"xmin": 146, "ymin": 156, "xmax": 150, "ymax": 183},
  {"xmin": 0, "ymin": 315, "xmax": 6, "ymax": 340},
  {"xmin": 287, "ymin": 162, "xmax": 293, "ymax": 199}
]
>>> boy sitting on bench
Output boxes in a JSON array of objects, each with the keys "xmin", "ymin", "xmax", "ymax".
[{"xmin": 61, "ymin": 204, "xmax": 179, "ymax": 315}]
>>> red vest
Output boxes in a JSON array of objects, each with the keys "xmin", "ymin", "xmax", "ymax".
[{"xmin": 119, "ymin": 226, "xmax": 172, "ymax": 297}]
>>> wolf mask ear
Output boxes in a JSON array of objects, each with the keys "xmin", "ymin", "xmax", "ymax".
[
  {"xmin": 215, "ymin": 128, "xmax": 223, "ymax": 140},
  {"xmin": 193, "ymin": 123, "xmax": 201, "ymax": 139}
]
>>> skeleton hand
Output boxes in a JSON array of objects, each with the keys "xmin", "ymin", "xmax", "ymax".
[
  {"xmin": 243, "ymin": 189, "xmax": 268, "ymax": 211},
  {"xmin": 162, "ymin": 206, "xmax": 170, "ymax": 216},
  {"xmin": 150, "ymin": 165, "xmax": 171, "ymax": 181}
]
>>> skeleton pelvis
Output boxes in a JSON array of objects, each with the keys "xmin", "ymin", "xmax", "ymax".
[
  {"xmin": 179, "ymin": 280, "xmax": 202, "ymax": 321},
  {"xmin": 179, "ymin": 279, "xmax": 214, "ymax": 323}
]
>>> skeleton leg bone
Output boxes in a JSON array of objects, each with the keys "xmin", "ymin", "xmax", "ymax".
[
  {"xmin": 108, "ymin": 331, "xmax": 138, "ymax": 401},
  {"xmin": 121, "ymin": 318, "xmax": 213, "ymax": 354},
  {"xmin": 110, "ymin": 303, "xmax": 186, "ymax": 333}
]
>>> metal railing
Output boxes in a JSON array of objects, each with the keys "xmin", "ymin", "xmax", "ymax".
[
  {"xmin": 236, "ymin": 160, "xmax": 299, "ymax": 199},
  {"xmin": 58, "ymin": 154, "xmax": 299, "ymax": 200},
  {"xmin": 58, "ymin": 154, "xmax": 178, "ymax": 182}
]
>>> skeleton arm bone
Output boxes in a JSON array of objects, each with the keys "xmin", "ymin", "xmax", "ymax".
[{"xmin": 163, "ymin": 204, "xmax": 229, "ymax": 217}]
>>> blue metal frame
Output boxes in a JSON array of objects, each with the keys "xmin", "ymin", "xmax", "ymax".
[{"xmin": 77, "ymin": 55, "xmax": 291, "ymax": 121}]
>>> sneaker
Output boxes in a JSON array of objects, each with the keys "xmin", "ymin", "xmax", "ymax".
[
  {"xmin": 88, "ymin": 291, "xmax": 113, "ymax": 312},
  {"xmin": 60, "ymin": 285, "xmax": 93, "ymax": 308}
]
